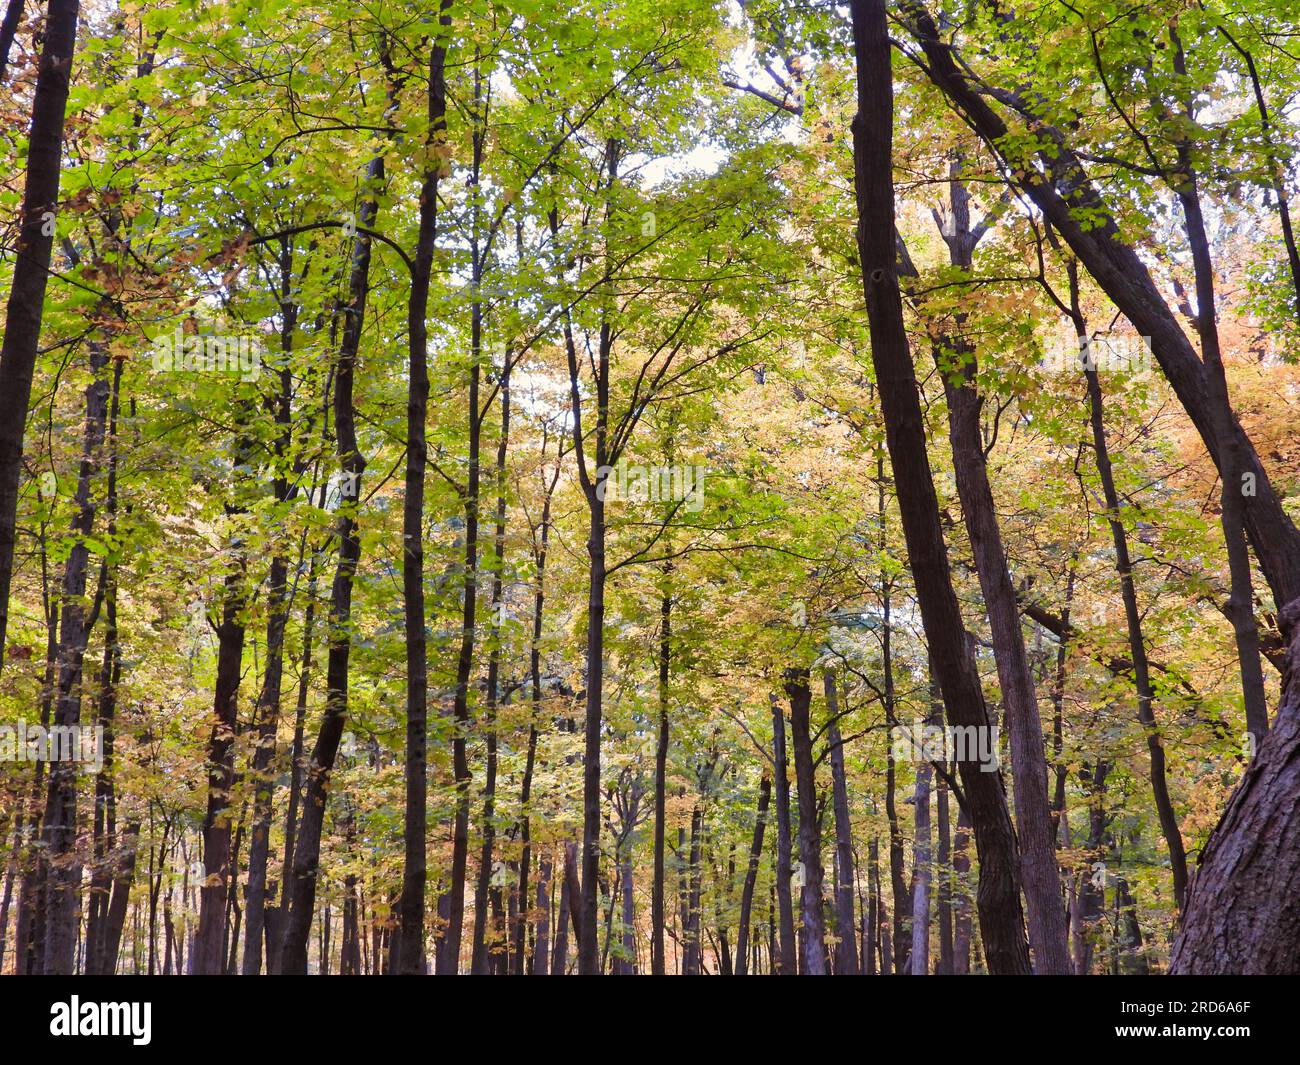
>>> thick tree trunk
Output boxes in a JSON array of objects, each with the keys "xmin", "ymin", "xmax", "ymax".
[
  {"xmin": 191, "ymin": 489, "xmax": 249, "ymax": 975},
  {"xmin": 848, "ymin": 0, "xmax": 1030, "ymax": 974},
  {"xmin": 904, "ymin": 172, "xmax": 1070, "ymax": 972},
  {"xmin": 1171, "ymin": 598, "xmax": 1300, "ymax": 973}
]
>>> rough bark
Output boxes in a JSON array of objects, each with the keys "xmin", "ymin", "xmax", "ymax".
[{"xmin": 1170, "ymin": 598, "xmax": 1300, "ymax": 973}]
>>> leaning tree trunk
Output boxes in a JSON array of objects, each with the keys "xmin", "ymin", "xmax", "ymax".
[
  {"xmin": 901, "ymin": 0, "xmax": 1300, "ymax": 612},
  {"xmin": 904, "ymin": 169, "xmax": 1070, "ymax": 973}
]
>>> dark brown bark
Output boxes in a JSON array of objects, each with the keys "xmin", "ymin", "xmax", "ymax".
[
  {"xmin": 40, "ymin": 342, "xmax": 110, "ymax": 974},
  {"xmin": 511, "ymin": 449, "xmax": 559, "ymax": 974},
  {"xmin": 1171, "ymin": 599, "xmax": 1300, "ymax": 973},
  {"xmin": 785, "ymin": 668, "xmax": 827, "ymax": 975},
  {"xmin": 902, "ymin": 170, "xmax": 1071, "ymax": 972},
  {"xmin": 824, "ymin": 672, "xmax": 858, "ymax": 975},
  {"xmin": 1069, "ymin": 264, "xmax": 1189, "ymax": 911},
  {"xmin": 734, "ymin": 772, "xmax": 770, "ymax": 977},
  {"xmin": 83, "ymin": 360, "xmax": 123, "ymax": 975},
  {"xmin": 471, "ymin": 363, "xmax": 511, "ymax": 975},
  {"xmin": 770, "ymin": 693, "xmax": 798, "ymax": 973},
  {"xmin": 401, "ymin": 4, "xmax": 453, "ymax": 975},
  {"xmin": 191, "ymin": 482, "xmax": 249, "ymax": 974},
  {"xmin": 278, "ymin": 150, "xmax": 381, "ymax": 975},
  {"xmin": 651, "ymin": 582, "xmax": 672, "ymax": 975},
  {"xmin": 848, "ymin": 0, "xmax": 1030, "ymax": 974},
  {"xmin": 0, "ymin": 0, "xmax": 81, "ymax": 668},
  {"xmin": 0, "ymin": 0, "xmax": 23, "ymax": 83},
  {"xmin": 242, "ymin": 252, "xmax": 300, "ymax": 975}
]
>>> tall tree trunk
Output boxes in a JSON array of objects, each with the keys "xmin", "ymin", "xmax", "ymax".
[
  {"xmin": 532, "ymin": 853, "xmax": 551, "ymax": 975},
  {"xmin": 866, "ymin": 836, "xmax": 880, "ymax": 975},
  {"xmin": 651, "ymin": 579, "xmax": 671, "ymax": 974},
  {"xmin": 512, "ymin": 452, "xmax": 558, "ymax": 974},
  {"xmin": 471, "ymin": 363, "xmax": 511, "ymax": 974},
  {"xmin": 909, "ymin": 688, "xmax": 936, "ymax": 976},
  {"xmin": 770, "ymin": 694, "xmax": 798, "ymax": 973},
  {"xmin": 848, "ymin": 0, "xmax": 1030, "ymax": 974},
  {"xmin": 83, "ymin": 360, "xmax": 123, "ymax": 975},
  {"xmin": 936, "ymin": 774, "xmax": 953, "ymax": 974},
  {"xmin": 905, "ymin": 168, "xmax": 1070, "ymax": 972},
  {"xmin": 734, "ymin": 772, "xmax": 770, "ymax": 976},
  {"xmin": 40, "ymin": 342, "xmax": 110, "ymax": 974},
  {"xmin": 242, "ymin": 269, "xmax": 300, "ymax": 974},
  {"xmin": 785, "ymin": 668, "xmax": 827, "ymax": 975},
  {"xmin": 278, "ymin": 145, "xmax": 385, "ymax": 974},
  {"xmin": 824, "ymin": 671, "xmax": 858, "ymax": 975},
  {"xmin": 1165, "ymin": 44, "xmax": 1270, "ymax": 746},
  {"xmin": 400, "ymin": 6, "xmax": 454, "ymax": 975},
  {"xmin": 1069, "ymin": 264, "xmax": 1189, "ymax": 911},
  {"xmin": 191, "ymin": 468, "xmax": 249, "ymax": 975},
  {"xmin": 0, "ymin": 0, "xmax": 81, "ymax": 668}
]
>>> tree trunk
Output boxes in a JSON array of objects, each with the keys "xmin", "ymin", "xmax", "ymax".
[
  {"xmin": 770, "ymin": 694, "xmax": 798, "ymax": 973},
  {"xmin": 651, "ymin": 583, "xmax": 671, "ymax": 974},
  {"xmin": 400, "ymin": 7, "xmax": 453, "ymax": 975},
  {"xmin": 1170, "ymin": 599, "xmax": 1300, "ymax": 972},
  {"xmin": 734, "ymin": 772, "xmax": 770, "ymax": 976},
  {"xmin": 0, "ymin": 0, "xmax": 82, "ymax": 667},
  {"xmin": 40, "ymin": 342, "xmax": 110, "ymax": 974},
  {"xmin": 1070, "ymin": 264, "xmax": 1189, "ymax": 911},
  {"xmin": 848, "ymin": 0, "xmax": 1030, "ymax": 974},
  {"xmin": 785, "ymin": 668, "xmax": 827, "ymax": 975},
  {"xmin": 902, "ymin": 2, "xmax": 1300, "ymax": 610},
  {"xmin": 824, "ymin": 671, "xmax": 858, "ymax": 975}
]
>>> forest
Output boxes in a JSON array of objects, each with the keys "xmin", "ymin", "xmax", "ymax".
[{"xmin": 1, "ymin": 0, "xmax": 1298, "ymax": 980}]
